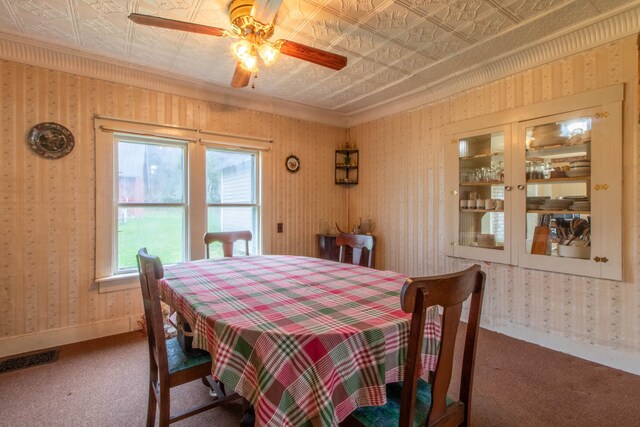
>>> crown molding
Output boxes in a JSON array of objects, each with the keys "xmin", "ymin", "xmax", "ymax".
[
  {"xmin": 345, "ymin": 3, "xmax": 640, "ymax": 127},
  {"xmin": 0, "ymin": 31, "xmax": 348, "ymax": 128}
]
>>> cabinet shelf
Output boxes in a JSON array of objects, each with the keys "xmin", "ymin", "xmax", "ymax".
[
  {"xmin": 527, "ymin": 209, "xmax": 590, "ymax": 215},
  {"xmin": 526, "ymin": 140, "xmax": 590, "ymax": 157},
  {"xmin": 527, "ymin": 176, "xmax": 590, "ymax": 184},
  {"xmin": 460, "ymin": 181, "xmax": 504, "ymax": 186},
  {"xmin": 459, "ymin": 152, "xmax": 505, "ymax": 161},
  {"xmin": 460, "ymin": 209, "xmax": 504, "ymax": 213}
]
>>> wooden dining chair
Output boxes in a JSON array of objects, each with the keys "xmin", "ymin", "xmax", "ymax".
[
  {"xmin": 345, "ymin": 264, "xmax": 485, "ymax": 427},
  {"xmin": 137, "ymin": 248, "xmax": 240, "ymax": 427},
  {"xmin": 204, "ymin": 230, "xmax": 252, "ymax": 258},
  {"xmin": 336, "ymin": 233, "xmax": 375, "ymax": 268}
]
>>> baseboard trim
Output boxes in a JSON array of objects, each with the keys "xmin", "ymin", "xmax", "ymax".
[
  {"xmin": 0, "ymin": 316, "xmax": 142, "ymax": 358},
  {"xmin": 485, "ymin": 321, "xmax": 640, "ymax": 376}
]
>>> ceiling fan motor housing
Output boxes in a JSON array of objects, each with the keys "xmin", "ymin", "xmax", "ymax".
[{"xmin": 228, "ymin": 0, "xmax": 274, "ymax": 39}]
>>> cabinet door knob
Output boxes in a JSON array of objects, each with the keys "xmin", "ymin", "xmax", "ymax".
[
  {"xmin": 517, "ymin": 184, "xmax": 525, "ymax": 190},
  {"xmin": 601, "ymin": 257, "xmax": 609, "ymax": 263},
  {"xmin": 593, "ymin": 256, "xmax": 601, "ymax": 263},
  {"xmin": 504, "ymin": 185, "xmax": 512, "ymax": 191}
]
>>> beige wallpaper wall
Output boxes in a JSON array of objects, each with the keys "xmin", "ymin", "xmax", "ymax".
[
  {"xmin": 348, "ymin": 37, "xmax": 639, "ymax": 369},
  {"xmin": 0, "ymin": 59, "xmax": 346, "ymax": 345}
]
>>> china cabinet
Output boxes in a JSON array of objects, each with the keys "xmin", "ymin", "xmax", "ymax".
[
  {"xmin": 445, "ymin": 87, "xmax": 622, "ymax": 280},
  {"xmin": 335, "ymin": 149, "xmax": 358, "ymax": 185}
]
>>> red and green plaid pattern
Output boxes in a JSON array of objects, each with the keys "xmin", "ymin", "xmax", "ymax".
[{"xmin": 160, "ymin": 255, "xmax": 440, "ymax": 426}]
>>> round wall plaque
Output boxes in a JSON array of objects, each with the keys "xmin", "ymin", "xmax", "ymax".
[
  {"xmin": 285, "ymin": 155, "xmax": 300, "ymax": 173},
  {"xmin": 27, "ymin": 122, "xmax": 75, "ymax": 159}
]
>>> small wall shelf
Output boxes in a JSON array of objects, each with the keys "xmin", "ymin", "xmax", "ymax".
[{"xmin": 335, "ymin": 149, "xmax": 358, "ymax": 185}]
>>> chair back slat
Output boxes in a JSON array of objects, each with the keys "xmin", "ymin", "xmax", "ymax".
[
  {"xmin": 204, "ymin": 230, "xmax": 252, "ymax": 258},
  {"xmin": 398, "ymin": 264, "xmax": 485, "ymax": 427},
  {"xmin": 336, "ymin": 233, "xmax": 375, "ymax": 268}
]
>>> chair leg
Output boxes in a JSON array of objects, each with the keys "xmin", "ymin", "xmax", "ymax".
[
  {"xmin": 146, "ymin": 382, "xmax": 157, "ymax": 427},
  {"xmin": 158, "ymin": 384, "xmax": 171, "ymax": 427}
]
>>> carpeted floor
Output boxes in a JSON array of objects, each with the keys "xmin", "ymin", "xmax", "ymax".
[{"xmin": 0, "ymin": 327, "xmax": 638, "ymax": 426}]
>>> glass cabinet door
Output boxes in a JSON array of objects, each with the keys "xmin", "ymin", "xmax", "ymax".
[
  {"xmin": 451, "ymin": 125, "xmax": 511, "ymax": 264},
  {"xmin": 516, "ymin": 107, "xmax": 608, "ymax": 278},
  {"xmin": 524, "ymin": 115, "xmax": 591, "ymax": 258}
]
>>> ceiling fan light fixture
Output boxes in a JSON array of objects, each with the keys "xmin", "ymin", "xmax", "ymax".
[
  {"xmin": 231, "ymin": 39, "xmax": 252, "ymax": 61},
  {"xmin": 231, "ymin": 39, "xmax": 259, "ymax": 72},
  {"xmin": 258, "ymin": 42, "xmax": 280, "ymax": 66}
]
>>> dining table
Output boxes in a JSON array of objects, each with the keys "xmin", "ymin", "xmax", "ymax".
[{"xmin": 159, "ymin": 255, "xmax": 441, "ymax": 427}]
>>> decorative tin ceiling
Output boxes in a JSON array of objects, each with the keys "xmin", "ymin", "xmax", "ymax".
[{"xmin": 0, "ymin": 0, "xmax": 637, "ymax": 118}]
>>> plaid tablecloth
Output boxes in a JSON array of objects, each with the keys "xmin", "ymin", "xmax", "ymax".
[{"xmin": 160, "ymin": 255, "xmax": 440, "ymax": 426}]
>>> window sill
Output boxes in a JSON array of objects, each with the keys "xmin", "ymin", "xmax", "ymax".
[{"xmin": 96, "ymin": 273, "xmax": 139, "ymax": 294}]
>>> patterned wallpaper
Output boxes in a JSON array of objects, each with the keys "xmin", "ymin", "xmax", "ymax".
[
  {"xmin": 348, "ymin": 36, "xmax": 639, "ymax": 364},
  {"xmin": 0, "ymin": 35, "xmax": 638, "ymax": 370},
  {"xmin": 0, "ymin": 60, "xmax": 346, "ymax": 339}
]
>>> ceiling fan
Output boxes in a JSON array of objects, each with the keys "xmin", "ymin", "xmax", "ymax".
[{"xmin": 129, "ymin": 0, "xmax": 348, "ymax": 89}]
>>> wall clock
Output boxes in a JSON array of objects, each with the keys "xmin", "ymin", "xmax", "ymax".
[
  {"xmin": 27, "ymin": 122, "xmax": 75, "ymax": 159},
  {"xmin": 285, "ymin": 155, "xmax": 300, "ymax": 173}
]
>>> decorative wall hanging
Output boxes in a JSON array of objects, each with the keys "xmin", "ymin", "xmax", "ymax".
[
  {"xmin": 285, "ymin": 155, "xmax": 300, "ymax": 173},
  {"xmin": 27, "ymin": 122, "xmax": 75, "ymax": 159}
]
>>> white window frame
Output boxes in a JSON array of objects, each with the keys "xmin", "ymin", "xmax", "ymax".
[{"xmin": 94, "ymin": 117, "xmax": 273, "ymax": 293}]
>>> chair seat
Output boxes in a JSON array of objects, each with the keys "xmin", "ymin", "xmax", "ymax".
[
  {"xmin": 350, "ymin": 379, "xmax": 455, "ymax": 427},
  {"xmin": 166, "ymin": 337, "xmax": 211, "ymax": 375}
]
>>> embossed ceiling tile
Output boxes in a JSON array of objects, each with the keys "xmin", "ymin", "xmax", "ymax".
[
  {"xmin": 335, "ymin": 27, "xmax": 382, "ymax": 55},
  {"xmin": 303, "ymin": 9, "xmax": 352, "ymax": 43},
  {"xmin": 324, "ymin": 0, "xmax": 385, "ymax": 22},
  {"xmin": 362, "ymin": 3, "xmax": 422, "ymax": 37},
  {"xmin": 179, "ymin": 31, "xmax": 229, "ymax": 53},
  {"xmin": 345, "ymin": 58, "xmax": 385, "ymax": 78},
  {"xmin": 192, "ymin": 0, "xmax": 231, "ymax": 28},
  {"xmin": 506, "ymin": 0, "xmax": 570, "ymax": 20},
  {"xmin": 398, "ymin": 21, "xmax": 445, "ymax": 49},
  {"xmin": 79, "ymin": 0, "xmax": 128, "ymax": 16},
  {"xmin": 149, "ymin": 0, "xmax": 196, "ymax": 11},
  {"xmin": 275, "ymin": 0, "xmax": 316, "ymax": 27},
  {"xmin": 371, "ymin": 42, "xmax": 414, "ymax": 66},
  {"xmin": 13, "ymin": 0, "xmax": 70, "ymax": 21},
  {"xmin": 131, "ymin": 23, "xmax": 186, "ymax": 50},
  {"xmin": 425, "ymin": 34, "xmax": 470, "ymax": 60},
  {"xmin": 404, "ymin": 0, "xmax": 449, "ymax": 16},
  {"xmin": 396, "ymin": 52, "xmax": 434, "ymax": 73},
  {"xmin": 0, "ymin": 3, "xmax": 21, "ymax": 31},
  {"xmin": 137, "ymin": 1, "xmax": 191, "ymax": 19},
  {"xmin": 429, "ymin": 0, "xmax": 492, "ymax": 30},
  {"xmin": 324, "ymin": 90, "xmax": 363, "ymax": 108},
  {"xmin": 457, "ymin": 9, "xmax": 513, "ymax": 42}
]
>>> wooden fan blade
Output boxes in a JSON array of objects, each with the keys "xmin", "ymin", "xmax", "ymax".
[
  {"xmin": 279, "ymin": 40, "xmax": 347, "ymax": 71},
  {"xmin": 251, "ymin": 0, "xmax": 283, "ymax": 24},
  {"xmin": 128, "ymin": 13, "xmax": 227, "ymax": 37},
  {"xmin": 231, "ymin": 62, "xmax": 251, "ymax": 88}
]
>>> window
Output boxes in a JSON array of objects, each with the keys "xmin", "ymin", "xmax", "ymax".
[
  {"xmin": 116, "ymin": 136, "xmax": 187, "ymax": 271},
  {"xmin": 206, "ymin": 149, "xmax": 259, "ymax": 257},
  {"xmin": 95, "ymin": 117, "xmax": 272, "ymax": 292}
]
